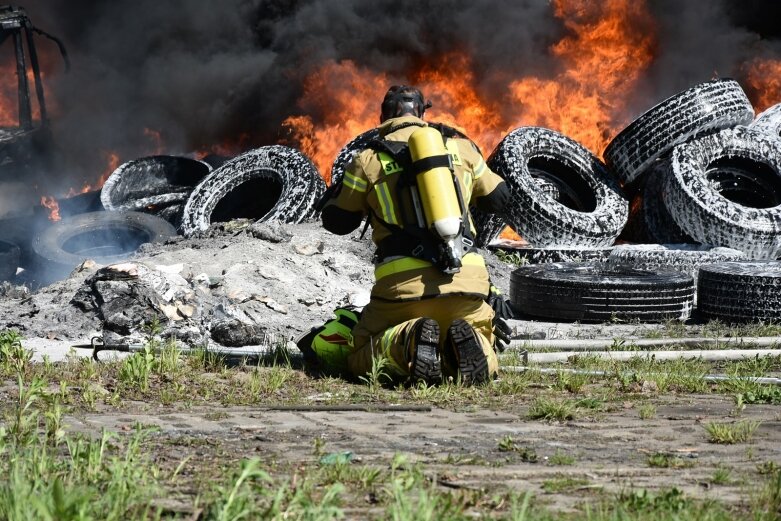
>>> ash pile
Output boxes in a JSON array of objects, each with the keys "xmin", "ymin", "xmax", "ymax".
[{"xmin": 1, "ymin": 78, "xmax": 781, "ymax": 348}]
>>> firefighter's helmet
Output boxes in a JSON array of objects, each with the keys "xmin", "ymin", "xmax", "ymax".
[{"xmin": 380, "ymin": 85, "xmax": 432, "ymax": 122}]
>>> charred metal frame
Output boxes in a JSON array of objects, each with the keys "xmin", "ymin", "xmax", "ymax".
[{"xmin": 0, "ymin": 4, "xmax": 68, "ymax": 130}]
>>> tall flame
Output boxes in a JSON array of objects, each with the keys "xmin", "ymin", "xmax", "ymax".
[
  {"xmin": 743, "ymin": 58, "xmax": 781, "ymax": 112},
  {"xmin": 508, "ymin": 0, "xmax": 656, "ymax": 156},
  {"xmin": 285, "ymin": 0, "xmax": 657, "ymax": 182}
]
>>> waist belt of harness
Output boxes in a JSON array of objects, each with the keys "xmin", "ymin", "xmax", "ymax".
[{"xmin": 375, "ymin": 233, "xmax": 476, "ymax": 264}]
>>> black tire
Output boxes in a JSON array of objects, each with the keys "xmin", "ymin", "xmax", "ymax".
[
  {"xmin": 487, "ymin": 127, "xmax": 628, "ymax": 248},
  {"xmin": 181, "ymin": 146, "xmax": 325, "ymax": 236},
  {"xmin": 750, "ymin": 103, "xmax": 781, "ymax": 139},
  {"xmin": 606, "ymin": 244, "xmax": 745, "ymax": 285},
  {"xmin": 471, "ymin": 207, "xmax": 507, "ymax": 247},
  {"xmin": 603, "ymin": 79, "xmax": 754, "ymax": 186},
  {"xmin": 664, "ymin": 126, "xmax": 781, "ymax": 259},
  {"xmin": 32, "ymin": 211, "xmax": 176, "ymax": 282},
  {"xmin": 697, "ymin": 261, "xmax": 781, "ymax": 322},
  {"xmin": 101, "ymin": 156, "xmax": 211, "ymax": 210},
  {"xmin": 641, "ymin": 160, "xmax": 694, "ymax": 244},
  {"xmin": 0, "ymin": 239, "xmax": 20, "ymax": 281},
  {"xmin": 510, "ymin": 262, "xmax": 695, "ymax": 322},
  {"xmin": 495, "ymin": 246, "xmax": 612, "ymax": 265},
  {"xmin": 329, "ymin": 129, "xmax": 379, "ymax": 186}
]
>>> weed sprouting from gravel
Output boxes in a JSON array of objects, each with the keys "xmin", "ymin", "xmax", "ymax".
[
  {"xmin": 639, "ymin": 403, "xmax": 657, "ymax": 420},
  {"xmin": 705, "ymin": 419, "xmax": 762, "ymax": 444},
  {"xmin": 527, "ymin": 396, "xmax": 577, "ymax": 421}
]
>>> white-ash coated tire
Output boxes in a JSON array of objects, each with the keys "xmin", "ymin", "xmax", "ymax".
[
  {"xmin": 664, "ymin": 126, "xmax": 781, "ymax": 259},
  {"xmin": 603, "ymin": 79, "xmax": 754, "ymax": 186},
  {"xmin": 497, "ymin": 246, "xmax": 612, "ymax": 265},
  {"xmin": 510, "ymin": 262, "xmax": 695, "ymax": 322},
  {"xmin": 606, "ymin": 243, "xmax": 745, "ymax": 286},
  {"xmin": 181, "ymin": 146, "xmax": 325, "ymax": 236},
  {"xmin": 750, "ymin": 103, "xmax": 781, "ymax": 138},
  {"xmin": 641, "ymin": 160, "xmax": 694, "ymax": 244},
  {"xmin": 487, "ymin": 127, "xmax": 628, "ymax": 248},
  {"xmin": 697, "ymin": 261, "xmax": 781, "ymax": 322},
  {"xmin": 101, "ymin": 155, "xmax": 211, "ymax": 210}
]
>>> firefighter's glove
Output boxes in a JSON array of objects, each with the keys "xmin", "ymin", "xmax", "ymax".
[
  {"xmin": 493, "ymin": 317, "xmax": 513, "ymax": 353},
  {"xmin": 487, "ymin": 284, "xmax": 515, "ymax": 352},
  {"xmin": 487, "ymin": 284, "xmax": 515, "ymax": 321}
]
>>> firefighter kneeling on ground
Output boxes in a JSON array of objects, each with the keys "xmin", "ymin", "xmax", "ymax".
[{"xmin": 311, "ymin": 85, "xmax": 513, "ymax": 386}]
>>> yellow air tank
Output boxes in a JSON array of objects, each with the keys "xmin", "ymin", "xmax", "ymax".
[{"xmin": 408, "ymin": 127, "xmax": 462, "ymax": 242}]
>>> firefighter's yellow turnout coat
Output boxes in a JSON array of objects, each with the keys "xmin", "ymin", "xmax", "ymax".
[{"xmin": 322, "ymin": 116, "xmax": 505, "ymax": 379}]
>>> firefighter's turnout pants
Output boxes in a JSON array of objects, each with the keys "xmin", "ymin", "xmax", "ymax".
[{"xmin": 348, "ymin": 294, "xmax": 499, "ymax": 379}]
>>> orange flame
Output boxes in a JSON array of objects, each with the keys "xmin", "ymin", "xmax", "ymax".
[
  {"xmin": 40, "ymin": 195, "xmax": 60, "ymax": 221},
  {"xmin": 508, "ymin": 0, "xmax": 656, "ymax": 156},
  {"xmin": 743, "ymin": 58, "xmax": 781, "ymax": 112},
  {"xmin": 285, "ymin": 0, "xmax": 657, "ymax": 182},
  {"xmin": 62, "ymin": 151, "xmax": 120, "ymax": 197}
]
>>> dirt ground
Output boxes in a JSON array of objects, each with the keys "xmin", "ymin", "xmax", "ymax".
[{"xmin": 49, "ymin": 369, "xmax": 779, "ymax": 514}]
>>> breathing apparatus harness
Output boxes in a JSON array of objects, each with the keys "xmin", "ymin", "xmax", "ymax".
[{"xmin": 367, "ymin": 122, "xmax": 475, "ymax": 275}]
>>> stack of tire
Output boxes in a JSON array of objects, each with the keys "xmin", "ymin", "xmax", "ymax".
[{"xmin": 505, "ymin": 80, "xmax": 781, "ymax": 323}]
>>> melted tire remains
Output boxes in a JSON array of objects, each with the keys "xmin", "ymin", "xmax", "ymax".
[
  {"xmin": 0, "ymin": 239, "xmax": 20, "ymax": 281},
  {"xmin": 32, "ymin": 211, "xmax": 176, "ymax": 282},
  {"xmin": 664, "ymin": 127, "xmax": 781, "ymax": 259},
  {"xmin": 603, "ymin": 79, "xmax": 754, "ymax": 187},
  {"xmin": 487, "ymin": 127, "xmax": 628, "ymax": 248},
  {"xmin": 181, "ymin": 146, "xmax": 325, "ymax": 236},
  {"xmin": 510, "ymin": 262, "xmax": 695, "ymax": 322},
  {"xmin": 697, "ymin": 261, "xmax": 781, "ymax": 322},
  {"xmin": 101, "ymin": 156, "xmax": 212, "ymax": 226}
]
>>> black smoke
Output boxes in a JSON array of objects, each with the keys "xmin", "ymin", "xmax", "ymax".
[{"xmin": 6, "ymin": 0, "xmax": 781, "ymax": 202}]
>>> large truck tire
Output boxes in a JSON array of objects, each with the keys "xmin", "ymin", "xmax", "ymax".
[
  {"xmin": 603, "ymin": 79, "xmax": 754, "ymax": 187},
  {"xmin": 487, "ymin": 127, "xmax": 628, "ymax": 248},
  {"xmin": 510, "ymin": 262, "xmax": 695, "ymax": 322},
  {"xmin": 495, "ymin": 246, "xmax": 611, "ymax": 265},
  {"xmin": 749, "ymin": 102, "xmax": 781, "ymax": 138},
  {"xmin": 181, "ymin": 146, "xmax": 325, "ymax": 237},
  {"xmin": 697, "ymin": 261, "xmax": 781, "ymax": 322},
  {"xmin": 641, "ymin": 161, "xmax": 694, "ymax": 244},
  {"xmin": 32, "ymin": 211, "xmax": 176, "ymax": 283},
  {"xmin": 471, "ymin": 207, "xmax": 507, "ymax": 247},
  {"xmin": 606, "ymin": 243, "xmax": 745, "ymax": 287},
  {"xmin": 664, "ymin": 127, "xmax": 781, "ymax": 259},
  {"xmin": 101, "ymin": 156, "xmax": 212, "ymax": 228},
  {"xmin": 329, "ymin": 129, "xmax": 380, "ymax": 186}
]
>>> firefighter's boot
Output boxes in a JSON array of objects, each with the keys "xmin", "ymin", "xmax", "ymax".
[
  {"xmin": 445, "ymin": 319, "xmax": 490, "ymax": 386},
  {"xmin": 409, "ymin": 318, "xmax": 442, "ymax": 385}
]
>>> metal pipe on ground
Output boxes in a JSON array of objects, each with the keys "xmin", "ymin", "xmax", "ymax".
[
  {"xmin": 506, "ymin": 336, "xmax": 781, "ymax": 352},
  {"xmin": 500, "ymin": 349, "xmax": 781, "ymax": 364},
  {"xmin": 500, "ymin": 366, "xmax": 781, "ymax": 386}
]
